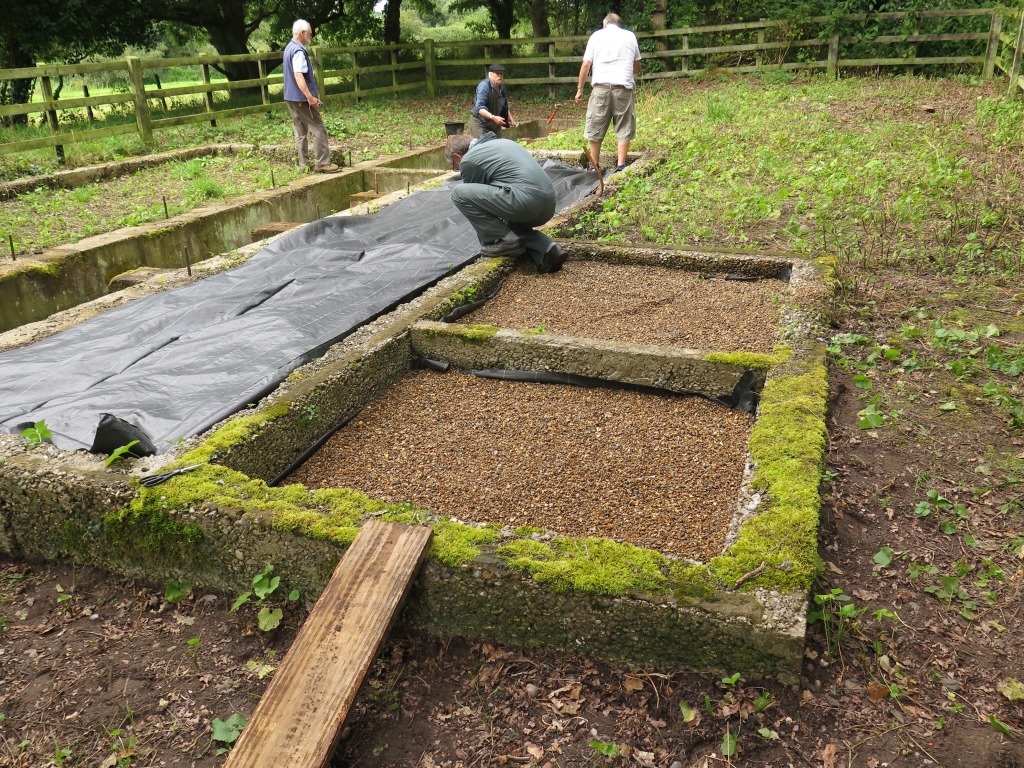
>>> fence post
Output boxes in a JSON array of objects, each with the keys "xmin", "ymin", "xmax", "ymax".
[
  {"xmin": 984, "ymin": 12, "xmax": 1003, "ymax": 79},
  {"xmin": 756, "ymin": 22, "xmax": 765, "ymax": 70},
  {"xmin": 1009, "ymin": 11, "xmax": 1024, "ymax": 98},
  {"xmin": 258, "ymin": 57, "xmax": 271, "ymax": 110},
  {"xmin": 353, "ymin": 51, "xmax": 361, "ymax": 102},
  {"xmin": 681, "ymin": 34, "xmax": 689, "ymax": 73},
  {"xmin": 424, "ymin": 39, "xmax": 437, "ymax": 97},
  {"xmin": 126, "ymin": 56, "xmax": 154, "ymax": 146},
  {"xmin": 153, "ymin": 72, "xmax": 169, "ymax": 113},
  {"xmin": 548, "ymin": 41, "xmax": 557, "ymax": 98},
  {"xmin": 201, "ymin": 61, "xmax": 217, "ymax": 126},
  {"xmin": 37, "ymin": 72, "xmax": 65, "ymax": 164},
  {"xmin": 82, "ymin": 84, "xmax": 95, "ymax": 122},
  {"xmin": 908, "ymin": 15, "xmax": 920, "ymax": 76},
  {"xmin": 311, "ymin": 47, "xmax": 325, "ymax": 101},
  {"xmin": 827, "ymin": 32, "xmax": 840, "ymax": 78}
]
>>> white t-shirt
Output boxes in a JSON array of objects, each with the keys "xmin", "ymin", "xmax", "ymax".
[{"xmin": 583, "ymin": 24, "xmax": 641, "ymax": 89}]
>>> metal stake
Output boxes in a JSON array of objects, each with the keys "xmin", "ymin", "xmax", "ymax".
[
  {"xmin": 347, "ymin": 150, "xmax": 352, "ymax": 167},
  {"xmin": 315, "ymin": 204, "xmax": 321, "ymax": 220},
  {"xmin": 162, "ymin": 195, "xmax": 169, "ymax": 219},
  {"xmin": 406, "ymin": 181, "xmax": 410, "ymax": 195},
  {"xmin": 184, "ymin": 245, "xmax": 192, "ymax": 277},
  {"xmin": 374, "ymin": 173, "xmax": 379, "ymax": 194},
  {"xmin": 270, "ymin": 168, "xmax": 276, "ymax": 188},
  {"xmin": 8, "ymin": 234, "xmax": 14, "ymax": 261}
]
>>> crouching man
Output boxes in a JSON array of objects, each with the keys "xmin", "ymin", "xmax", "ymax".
[{"xmin": 446, "ymin": 133, "xmax": 566, "ymax": 274}]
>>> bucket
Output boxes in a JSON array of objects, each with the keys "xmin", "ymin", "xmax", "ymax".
[{"xmin": 444, "ymin": 121, "xmax": 465, "ymax": 136}]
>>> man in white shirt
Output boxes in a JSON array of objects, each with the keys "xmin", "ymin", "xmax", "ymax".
[{"xmin": 574, "ymin": 13, "xmax": 641, "ymax": 172}]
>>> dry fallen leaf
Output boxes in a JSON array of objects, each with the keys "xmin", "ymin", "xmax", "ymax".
[
  {"xmin": 526, "ymin": 743, "xmax": 544, "ymax": 759},
  {"xmin": 622, "ymin": 675, "xmax": 644, "ymax": 694},
  {"xmin": 867, "ymin": 681, "xmax": 890, "ymax": 701},
  {"xmin": 821, "ymin": 742, "xmax": 839, "ymax": 768}
]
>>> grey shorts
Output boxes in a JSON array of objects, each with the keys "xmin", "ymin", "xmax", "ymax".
[{"xmin": 584, "ymin": 84, "xmax": 636, "ymax": 143}]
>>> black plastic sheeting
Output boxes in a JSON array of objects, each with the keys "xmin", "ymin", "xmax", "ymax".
[
  {"xmin": 465, "ymin": 367, "xmax": 761, "ymax": 413},
  {"xmin": 0, "ymin": 159, "xmax": 599, "ymax": 455}
]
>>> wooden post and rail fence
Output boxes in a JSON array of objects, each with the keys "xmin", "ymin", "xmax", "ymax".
[{"xmin": 1, "ymin": 6, "xmax": 1022, "ymax": 162}]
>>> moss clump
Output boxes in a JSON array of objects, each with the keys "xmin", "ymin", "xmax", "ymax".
[
  {"xmin": 457, "ymin": 324, "xmax": 499, "ymax": 343},
  {"xmin": 671, "ymin": 561, "xmax": 716, "ymax": 600},
  {"xmin": 498, "ymin": 537, "xmax": 668, "ymax": 596},
  {"xmin": 104, "ymin": 493, "xmax": 206, "ymax": 565},
  {"xmin": 7, "ymin": 261, "xmax": 61, "ymax": 280},
  {"xmin": 711, "ymin": 354, "xmax": 827, "ymax": 591},
  {"xmin": 705, "ymin": 345, "xmax": 793, "ymax": 371},
  {"xmin": 431, "ymin": 521, "xmax": 500, "ymax": 565},
  {"xmin": 514, "ymin": 525, "xmax": 546, "ymax": 536},
  {"xmin": 179, "ymin": 403, "xmax": 290, "ymax": 464}
]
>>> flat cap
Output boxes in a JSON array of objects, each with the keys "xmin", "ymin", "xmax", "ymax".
[{"xmin": 488, "ymin": 63, "xmax": 506, "ymax": 72}]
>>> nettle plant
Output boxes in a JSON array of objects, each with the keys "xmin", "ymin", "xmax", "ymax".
[{"xmin": 230, "ymin": 564, "xmax": 300, "ymax": 632}]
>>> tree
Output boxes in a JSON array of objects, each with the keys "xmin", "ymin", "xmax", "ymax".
[{"xmin": 0, "ymin": 0, "xmax": 156, "ymax": 121}]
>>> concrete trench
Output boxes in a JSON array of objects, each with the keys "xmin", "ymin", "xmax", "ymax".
[{"xmin": 0, "ymin": 138, "xmax": 831, "ymax": 684}]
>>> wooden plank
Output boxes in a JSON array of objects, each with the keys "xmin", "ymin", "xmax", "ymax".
[
  {"xmin": 223, "ymin": 520, "xmax": 432, "ymax": 768},
  {"xmin": 0, "ymin": 123, "xmax": 137, "ymax": 156}
]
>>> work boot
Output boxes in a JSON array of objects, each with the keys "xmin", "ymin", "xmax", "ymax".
[
  {"xmin": 537, "ymin": 243, "xmax": 567, "ymax": 274},
  {"xmin": 315, "ymin": 164, "xmax": 340, "ymax": 173},
  {"xmin": 479, "ymin": 237, "xmax": 526, "ymax": 257}
]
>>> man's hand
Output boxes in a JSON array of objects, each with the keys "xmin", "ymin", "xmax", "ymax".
[
  {"xmin": 575, "ymin": 89, "xmax": 584, "ymax": 104},
  {"xmin": 492, "ymin": 115, "xmax": 507, "ymax": 127},
  {"xmin": 306, "ymin": 94, "xmax": 319, "ymax": 107}
]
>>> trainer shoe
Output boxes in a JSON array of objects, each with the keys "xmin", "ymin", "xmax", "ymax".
[
  {"xmin": 479, "ymin": 237, "xmax": 526, "ymax": 257},
  {"xmin": 315, "ymin": 164, "xmax": 340, "ymax": 173}
]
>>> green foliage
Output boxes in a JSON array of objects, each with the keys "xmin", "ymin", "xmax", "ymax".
[
  {"xmin": 211, "ymin": 713, "xmax": 247, "ymax": 754},
  {"xmin": 20, "ymin": 420, "xmax": 51, "ymax": 446},
  {"xmin": 164, "ymin": 579, "xmax": 192, "ymax": 604},
  {"xmin": 588, "ymin": 740, "xmax": 619, "ymax": 757},
  {"xmin": 105, "ymin": 440, "xmax": 140, "ymax": 467},
  {"xmin": 808, "ymin": 588, "xmax": 866, "ymax": 654},
  {"xmin": 230, "ymin": 564, "xmax": 298, "ymax": 632}
]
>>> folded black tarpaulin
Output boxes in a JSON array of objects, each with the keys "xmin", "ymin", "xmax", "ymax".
[{"xmin": 0, "ymin": 159, "xmax": 598, "ymax": 454}]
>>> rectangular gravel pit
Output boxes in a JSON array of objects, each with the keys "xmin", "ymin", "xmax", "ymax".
[
  {"xmin": 460, "ymin": 261, "xmax": 785, "ymax": 353},
  {"xmin": 288, "ymin": 369, "xmax": 753, "ymax": 562}
]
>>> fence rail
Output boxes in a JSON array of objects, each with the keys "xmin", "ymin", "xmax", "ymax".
[{"xmin": 1, "ymin": 7, "xmax": 1021, "ymax": 160}]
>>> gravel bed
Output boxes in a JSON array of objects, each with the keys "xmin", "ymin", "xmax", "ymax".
[
  {"xmin": 462, "ymin": 261, "xmax": 783, "ymax": 352},
  {"xmin": 289, "ymin": 370, "xmax": 753, "ymax": 561}
]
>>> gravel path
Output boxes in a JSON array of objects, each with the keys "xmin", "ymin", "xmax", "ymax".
[
  {"xmin": 462, "ymin": 261, "xmax": 783, "ymax": 352},
  {"xmin": 290, "ymin": 370, "xmax": 753, "ymax": 561}
]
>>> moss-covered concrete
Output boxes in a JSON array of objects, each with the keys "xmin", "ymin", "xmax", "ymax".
[
  {"xmin": 411, "ymin": 320, "xmax": 759, "ymax": 399},
  {"xmin": 0, "ymin": 154, "xmax": 831, "ymax": 684}
]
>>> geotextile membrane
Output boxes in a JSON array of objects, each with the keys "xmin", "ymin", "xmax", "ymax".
[{"xmin": 0, "ymin": 160, "xmax": 597, "ymax": 454}]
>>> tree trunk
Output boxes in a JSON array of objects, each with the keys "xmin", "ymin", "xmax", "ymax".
[
  {"xmin": 526, "ymin": 0, "xmax": 550, "ymax": 54},
  {"xmin": 0, "ymin": 40, "xmax": 35, "ymax": 125},
  {"xmin": 205, "ymin": 20, "xmax": 260, "ymax": 85},
  {"xmin": 383, "ymin": 0, "xmax": 402, "ymax": 44},
  {"xmin": 487, "ymin": 0, "xmax": 516, "ymax": 41}
]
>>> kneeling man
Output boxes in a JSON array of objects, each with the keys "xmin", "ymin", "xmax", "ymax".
[{"xmin": 446, "ymin": 133, "xmax": 566, "ymax": 274}]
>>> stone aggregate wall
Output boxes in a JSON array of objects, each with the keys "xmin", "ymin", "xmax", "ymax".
[{"xmin": 0, "ymin": 148, "xmax": 831, "ymax": 683}]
